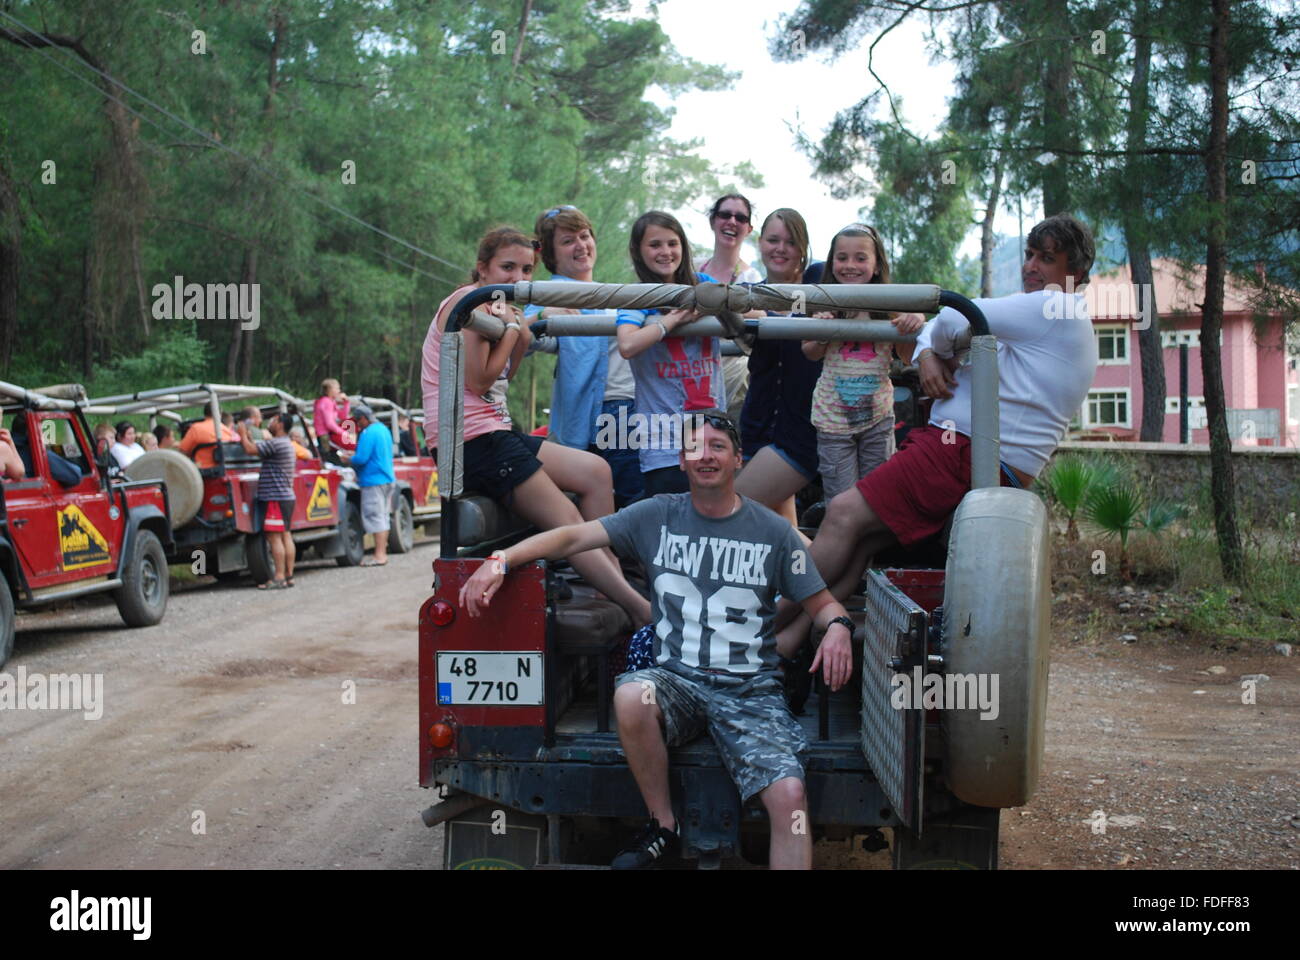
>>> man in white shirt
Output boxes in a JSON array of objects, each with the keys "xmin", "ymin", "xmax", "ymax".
[{"xmin": 788, "ymin": 214, "xmax": 1099, "ymax": 605}]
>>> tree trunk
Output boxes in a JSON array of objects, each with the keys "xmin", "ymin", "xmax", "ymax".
[
  {"xmin": 1122, "ymin": 0, "xmax": 1166, "ymax": 442},
  {"xmin": 239, "ymin": 248, "xmax": 257, "ymax": 384},
  {"xmin": 1040, "ymin": 1, "xmax": 1075, "ymax": 214},
  {"xmin": 1202, "ymin": 0, "xmax": 1244, "ymax": 582},
  {"xmin": 0, "ymin": 160, "xmax": 20, "ymax": 370},
  {"xmin": 980, "ymin": 149, "xmax": 1004, "ymax": 298},
  {"xmin": 81, "ymin": 246, "xmax": 97, "ymax": 379}
]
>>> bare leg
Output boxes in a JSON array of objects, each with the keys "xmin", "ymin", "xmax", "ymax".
[
  {"xmin": 269, "ymin": 531, "xmax": 286, "ymax": 583},
  {"xmin": 614, "ymin": 684, "xmax": 674, "ymax": 829},
  {"xmin": 536, "ymin": 441, "xmax": 622, "ymax": 566},
  {"xmin": 736, "ymin": 446, "xmax": 809, "ymax": 522},
  {"xmin": 281, "ymin": 531, "xmax": 296, "ymax": 581},
  {"xmin": 508, "ymin": 470, "xmax": 651, "ymax": 624},
  {"xmin": 536, "ymin": 441, "xmax": 615, "ymax": 521},
  {"xmin": 774, "ymin": 488, "xmax": 895, "ymax": 633},
  {"xmin": 761, "ymin": 777, "xmax": 811, "ymax": 870}
]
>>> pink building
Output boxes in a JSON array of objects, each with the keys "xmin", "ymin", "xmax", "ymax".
[{"xmin": 1079, "ymin": 259, "xmax": 1299, "ymax": 447}]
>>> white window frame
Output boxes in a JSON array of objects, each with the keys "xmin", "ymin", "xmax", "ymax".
[
  {"xmin": 1164, "ymin": 396, "xmax": 1206, "ymax": 414},
  {"xmin": 1161, "ymin": 329, "xmax": 1224, "ymax": 349},
  {"xmin": 1083, "ymin": 388, "xmax": 1132, "ymax": 429},
  {"xmin": 1095, "ymin": 324, "xmax": 1129, "ymax": 365}
]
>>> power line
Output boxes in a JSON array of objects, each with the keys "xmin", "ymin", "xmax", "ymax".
[{"xmin": 0, "ymin": 8, "xmax": 466, "ymax": 286}]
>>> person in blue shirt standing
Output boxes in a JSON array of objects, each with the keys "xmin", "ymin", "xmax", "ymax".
[{"xmin": 341, "ymin": 403, "xmax": 396, "ymax": 567}]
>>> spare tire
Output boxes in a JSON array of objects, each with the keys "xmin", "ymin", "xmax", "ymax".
[
  {"xmin": 941, "ymin": 487, "xmax": 1051, "ymax": 809},
  {"xmin": 126, "ymin": 449, "xmax": 205, "ymax": 527}
]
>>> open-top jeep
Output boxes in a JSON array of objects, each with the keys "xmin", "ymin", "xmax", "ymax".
[
  {"xmin": 418, "ymin": 281, "xmax": 1050, "ymax": 869},
  {"xmin": 87, "ymin": 384, "xmax": 365, "ymax": 581},
  {"xmin": 0, "ymin": 381, "xmax": 173, "ymax": 668}
]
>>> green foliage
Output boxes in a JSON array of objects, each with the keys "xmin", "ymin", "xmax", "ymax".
[
  {"xmin": 87, "ymin": 328, "xmax": 210, "ymax": 398},
  {"xmin": 0, "ymin": 0, "xmax": 732, "ymax": 421},
  {"xmin": 1141, "ymin": 498, "xmax": 1187, "ymax": 538},
  {"xmin": 1084, "ymin": 477, "xmax": 1145, "ymax": 551},
  {"xmin": 1039, "ymin": 454, "xmax": 1095, "ymax": 536}
]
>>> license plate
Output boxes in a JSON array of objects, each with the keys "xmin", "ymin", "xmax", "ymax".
[{"xmin": 436, "ymin": 652, "xmax": 543, "ymax": 705}]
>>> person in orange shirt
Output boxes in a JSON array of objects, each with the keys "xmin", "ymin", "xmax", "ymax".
[
  {"xmin": 179, "ymin": 415, "xmax": 238, "ymax": 469},
  {"xmin": 289, "ymin": 426, "xmax": 313, "ymax": 460}
]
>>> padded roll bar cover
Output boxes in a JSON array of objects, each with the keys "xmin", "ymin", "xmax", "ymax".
[{"xmin": 941, "ymin": 487, "xmax": 1051, "ymax": 808}]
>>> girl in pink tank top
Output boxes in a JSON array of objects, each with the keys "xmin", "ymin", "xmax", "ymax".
[{"xmin": 419, "ymin": 225, "xmax": 651, "ymax": 627}]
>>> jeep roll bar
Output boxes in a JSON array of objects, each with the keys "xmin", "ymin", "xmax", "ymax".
[{"xmin": 437, "ymin": 282, "xmax": 998, "ymax": 557}]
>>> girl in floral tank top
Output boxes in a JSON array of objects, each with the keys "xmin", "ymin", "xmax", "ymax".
[{"xmin": 802, "ymin": 224, "xmax": 924, "ymax": 500}]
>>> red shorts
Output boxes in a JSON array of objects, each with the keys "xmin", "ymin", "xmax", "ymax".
[{"xmin": 855, "ymin": 425, "xmax": 1019, "ymax": 547}]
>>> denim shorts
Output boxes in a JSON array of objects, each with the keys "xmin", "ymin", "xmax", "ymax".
[{"xmin": 434, "ymin": 430, "xmax": 545, "ymax": 504}]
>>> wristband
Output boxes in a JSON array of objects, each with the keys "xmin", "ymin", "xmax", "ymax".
[
  {"xmin": 503, "ymin": 321, "xmax": 521, "ymax": 333},
  {"xmin": 489, "ymin": 550, "xmax": 509, "ymax": 576},
  {"xmin": 828, "ymin": 615, "xmax": 855, "ymax": 635},
  {"xmin": 653, "ymin": 318, "xmax": 669, "ymax": 340}
]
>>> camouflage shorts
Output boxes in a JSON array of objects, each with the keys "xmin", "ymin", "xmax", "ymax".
[{"xmin": 616, "ymin": 664, "xmax": 808, "ymax": 803}]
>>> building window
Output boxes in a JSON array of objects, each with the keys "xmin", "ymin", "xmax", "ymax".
[
  {"xmin": 1289, "ymin": 384, "xmax": 1298, "ymax": 425},
  {"xmin": 1166, "ymin": 395, "xmax": 1207, "ymax": 428},
  {"xmin": 1161, "ymin": 329, "xmax": 1223, "ymax": 349},
  {"xmin": 1095, "ymin": 325, "xmax": 1129, "ymax": 364},
  {"xmin": 1084, "ymin": 389, "xmax": 1131, "ymax": 428}
]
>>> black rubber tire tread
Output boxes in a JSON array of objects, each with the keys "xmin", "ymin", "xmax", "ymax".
[{"xmin": 113, "ymin": 529, "xmax": 169, "ymax": 627}]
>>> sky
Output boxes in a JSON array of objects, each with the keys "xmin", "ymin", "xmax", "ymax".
[{"xmin": 637, "ymin": 0, "xmax": 1037, "ymax": 269}]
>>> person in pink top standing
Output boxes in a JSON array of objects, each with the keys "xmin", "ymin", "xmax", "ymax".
[
  {"xmin": 421, "ymin": 226, "xmax": 650, "ymax": 625},
  {"xmin": 313, "ymin": 378, "xmax": 353, "ymax": 462}
]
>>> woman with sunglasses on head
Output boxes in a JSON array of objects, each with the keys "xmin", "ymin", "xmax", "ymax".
[
  {"xmin": 423, "ymin": 225, "xmax": 650, "ymax": 625},
  {"xmin": 614, "ymin": 212, "xmax": 724, "ymax": 496},
  {"xmin": 694, "ymin": 194, "xmax": 765, "ymax": 424},
  {"xmin": 529, "ymin": 204, "xmax": 644, "ymax": 506},
  {"xmin": 802, "ymin": 223, "xmax": 925, "ymax": 500},
  {"xmin": 734, "ymin": 208, "xmax": 823, "ymax": 526}
]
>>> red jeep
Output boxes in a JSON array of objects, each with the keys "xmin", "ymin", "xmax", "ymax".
[
  {"xmin": 418, "ymin": 281, "xmax": 1051, "ymax": 870},
  {"xmin": 0, "ymin": 382, "xmax": 172, "ymax": 667},
  {"xmin": 87, "ymin": 384, "xmax": 365, "ymax": 581}
]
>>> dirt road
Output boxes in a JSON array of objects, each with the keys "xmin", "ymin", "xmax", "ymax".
[
  {"xmin": 0, "ymin": 544, "xmax": 442, "ymax": 869},
  {"xmin": 2, "ymin": 546, "xmax": 1296, "ymax": 870}
]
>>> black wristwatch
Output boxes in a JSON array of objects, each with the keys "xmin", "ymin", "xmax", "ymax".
[{"xmin": 828, "ymin": 615, "xmax": 855, "ymax": 635}]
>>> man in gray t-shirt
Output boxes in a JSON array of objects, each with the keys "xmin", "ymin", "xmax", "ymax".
[{"xmin": 460, "ymin": 410, "xmax": 854, "ymax": 870}]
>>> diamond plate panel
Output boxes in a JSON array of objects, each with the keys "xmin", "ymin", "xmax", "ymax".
[{"xmin": 859, "ymin": 570, "xmax": 927, "ymax": 832}]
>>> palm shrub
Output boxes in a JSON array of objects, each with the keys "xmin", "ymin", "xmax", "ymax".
[
  {"xmin": 1084, "ymin": 476, "xmax": 1146, "ymax": 579},
  {"xmin": 1141, "ymin": 497, "xmax": 1187, "ymax": 537},
  {"xmin": 1039, "ymin": 454, "xmax": 1095, "ymax": 540}
]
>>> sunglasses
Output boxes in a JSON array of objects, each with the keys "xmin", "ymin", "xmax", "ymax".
[
  {"xmin": 714, "ymin": 210, "xmax": 750, "ymax": 225},
  {"xmin": 684, "ymin": 412, "xmax": 741, "ymax": 448},
  {"xmin": 543, "ymin": 205, "xmax": 577, "ymax": 220}
]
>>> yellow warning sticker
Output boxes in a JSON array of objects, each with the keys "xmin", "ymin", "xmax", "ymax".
[
  {"xmin": 306, "ymin": 475, "xmax": 333, "ymax": 521},
  {"xmin": 58, "ymin": 505, "xmax": 112, "ymax": 570},
  {"xmin": 425, "ymin": 470, "xmax": 439, "ymax": 504}
]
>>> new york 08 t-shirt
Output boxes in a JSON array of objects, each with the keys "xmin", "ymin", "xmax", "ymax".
[{"xmin": 599, "ymin": 494, "xmax": 825, "ymax": 675}]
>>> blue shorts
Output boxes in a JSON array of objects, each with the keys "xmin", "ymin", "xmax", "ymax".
[{"xmin": 756, "ymin": 443, "xmax": 818, "ymax": 483}]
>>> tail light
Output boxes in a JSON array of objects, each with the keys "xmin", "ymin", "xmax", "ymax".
[
  {"xmin": 429, "ymin": 723, "xmax": 454, "ymax": 749},
  {"xmin": 430, "ymin": 599, "xmax": 455, "ymax": 626}
]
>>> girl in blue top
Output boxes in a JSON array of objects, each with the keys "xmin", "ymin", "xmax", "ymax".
[{"xmin": 614, "ymin": 211, "xmax": 724, "ymax": 497}]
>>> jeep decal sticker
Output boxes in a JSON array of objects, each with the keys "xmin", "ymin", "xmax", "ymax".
[
  {"xmin": 58, "ymin": 505, "xmax": 112, "ymax": 570},
  {"xmin": 306, "ymin": 475, "xmax": 333, "ymax": 521},
  {"xmin": 425, "ymin": 470, "xmax": 438, "ymax": 504}
]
